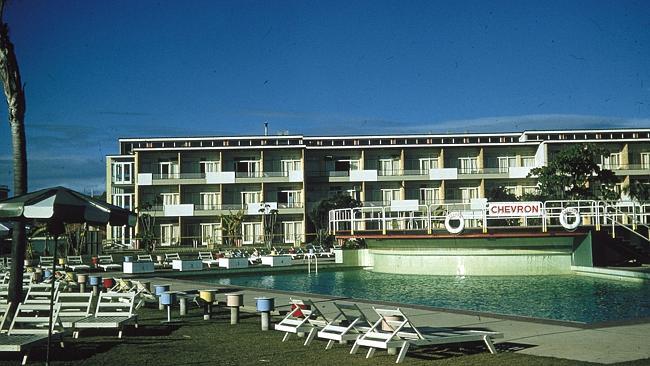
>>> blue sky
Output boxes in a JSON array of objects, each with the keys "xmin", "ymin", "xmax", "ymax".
[{"xmin": 0, "ymin": 0, "xmax": 648, "ymax": 193}]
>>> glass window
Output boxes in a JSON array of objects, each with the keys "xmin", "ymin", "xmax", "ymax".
[
  {"xmin": 641, "ymin": 153, "xmax": 650, "ymax": 169},
  {"xmin": 199, "ymin": 161, "xmax": 220, "ymax": 174},
  {"xmin": 281, "ymin": 160, "xmax": 302, "ymax": 175},
  {"xmin": 283, "ymin": 221, "xmax": 303, "ymax": 244},
  {"xmin": 458, "ymin": 157, "xmax": 478, "ymax": 174},
  {"xmin": 497, "ymin": 156, "xmax": 517, "ymax": 173},
  {"xmin": 419, "ymin": 188, "xmax": 440, "ymax": 205},
  {"xmin": 379, "ymin": 158, "xmax": 399, "ymax": 176},
  {"xmin": 242, "ymin": 222, "xmax": 262, "ymax": 244},
  {"xmin": 522, "ymin": 156, "xmax": 535, "ymax": 167},
  {"xmin": 112, "ymin": 162, "xmax": 133, "ymax": 184},
  {"xmin": 241, "ymin": 191, "xmax": 261, "ymax": 208},
  {"xmin": 419, "ymin": 157, "xmax": 438, "ymax": 173},
  {"xmin": 161, "ymin": 193, "xmax": 180, "ymax": 205},
  {"xmin": 460, "ymin": 187, "xmax": 479, "ymax": 203},
  {"xmin": 200, "ymin": 223, "xmax": 222, "ymax": 246},
  {"xmin": 160, "ymin": 224, "xmax": 180, "ymax": 246},
  {"xmin": 200, "ymin": 192, "xmax": 220, "ymax": 210},
  {"xmin": 381, "ymin": 189, "xmax": 400, "ymax": 205}
]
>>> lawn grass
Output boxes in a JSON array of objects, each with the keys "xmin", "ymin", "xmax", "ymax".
[{"xmin": 0, "ymin": 305, "xmax": 648, "ymax": 366}]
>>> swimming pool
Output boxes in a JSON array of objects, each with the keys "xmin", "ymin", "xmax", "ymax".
[{"xmin": 194, "ymin": 269, "xmax": 650, "ymax": 324}]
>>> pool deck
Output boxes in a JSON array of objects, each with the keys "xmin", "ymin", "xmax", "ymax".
[{"xmin": 126, "ymin": 268, "xmax": 650, "ymax": 365}]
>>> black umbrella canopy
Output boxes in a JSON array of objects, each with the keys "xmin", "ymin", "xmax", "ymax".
[{"xmin": 0, "ymin": 186, "xmax": 137, "ymax": 228}]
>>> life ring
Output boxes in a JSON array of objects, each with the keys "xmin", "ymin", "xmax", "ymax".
[
  {"xmin": 559, "ymin": 207, "xmax": 581, "ymax": 230},
  {"xmin": 444, "ymin": 212, "xmax": 464, "ymax": 234}
]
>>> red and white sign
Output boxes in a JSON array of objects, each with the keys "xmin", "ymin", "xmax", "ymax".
[{"xmin": 488, "ymin": 202, "xmax": 543, "ymax": 217}]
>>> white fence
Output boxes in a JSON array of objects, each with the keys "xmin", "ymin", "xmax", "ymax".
[{"xmin": 329, "ymin": 200, "xmax": 650, "ymax": 241}]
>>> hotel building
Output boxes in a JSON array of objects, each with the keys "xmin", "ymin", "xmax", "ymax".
[{"xmin": 105, "ymin": 128, "xmax": 650, "ymax": 248}]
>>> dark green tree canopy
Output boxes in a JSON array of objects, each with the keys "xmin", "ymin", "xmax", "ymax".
[{"xmin": 529, "ymin": 144, "xmax": 618, "ymax": 201}]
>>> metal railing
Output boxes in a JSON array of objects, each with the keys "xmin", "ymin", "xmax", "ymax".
[{"xmin": 329, "ymin": 199, "xmax": 650, "ymax": 242}]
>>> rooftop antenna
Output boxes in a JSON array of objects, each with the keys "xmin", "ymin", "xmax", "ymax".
[{"xmin": 264, "ymin": 122, "xmax": 268, "ymax": 136}]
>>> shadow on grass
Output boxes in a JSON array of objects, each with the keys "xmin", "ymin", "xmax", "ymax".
[{"xmin": 405, "ymin": 341, "xmax": 536, "ymax": 361}]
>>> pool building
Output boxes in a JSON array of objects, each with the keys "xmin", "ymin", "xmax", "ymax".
[{"xmin": 105, "ymin": 128, "xmax": 650, "ymax": 274}]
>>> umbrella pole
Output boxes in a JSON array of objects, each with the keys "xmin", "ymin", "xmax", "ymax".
[{"xmin": 46, "ymin": 235, "xmax": 58, "ymax": 366}]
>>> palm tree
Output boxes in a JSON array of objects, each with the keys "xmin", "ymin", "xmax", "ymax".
[{"xmin": 0, "ymin": 0, "xmax": 28, "ymax": 305}]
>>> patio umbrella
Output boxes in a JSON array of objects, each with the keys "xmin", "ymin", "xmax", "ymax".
[{"xmin": 0, "ymin": 186, "xmax": 136, "ymax": 364}]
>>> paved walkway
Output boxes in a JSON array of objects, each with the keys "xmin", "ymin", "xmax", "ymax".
[{"xmin": 130, "ymin": 274, "xmax": 650, "ymax": 365}]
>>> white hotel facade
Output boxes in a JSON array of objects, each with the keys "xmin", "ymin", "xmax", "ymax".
[{"xmin": 105, "ymin": 128, "xmax": 650, "ymax": 248}]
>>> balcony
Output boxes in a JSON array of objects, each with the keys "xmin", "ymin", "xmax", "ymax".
[{"xmin": 600, "ymin": 164, "xmax": 650, "ymax": 176}]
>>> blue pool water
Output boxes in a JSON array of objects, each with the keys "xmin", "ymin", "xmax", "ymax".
[{"xmin": 197, "ymin": 269, "xmax": 650, "ymax": 323}]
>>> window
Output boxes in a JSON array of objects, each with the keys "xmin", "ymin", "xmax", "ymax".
[
  {"xmin": 161, "ymin": 193, "xmax": 180, "ymax": 205},
  {"xmin": 112, "ymin": 194, "xmax": 133, "ymax": 210},
  {"xmin": 641, "ymin": 153, "xmax": 650, "ymax": 169},
  {"xmin": 419, "ymin": 157, "xmax": 438, "ymax": 174},
  {"xmin": 497, "ymin": 157, "xmax": 516, "ymax": 173},
  {"xmin": 522, "ymin": 186, "xmax": 538, "ymax": 196},
  {"xmin": 111, "ymin": 226, "xmax": 133, "ymax": 246},
  {"xmin": 235, "ymin": 159, "xmax": 260, "ymax": 177},
  {"xmin": 381, "ymin": 189, "xmax": 401, "ymax": 205},
  {"xmin": 419, "ymin": 188, "xmax": 440, "ymax": 205},
  {"xmin": 160, "ymin": 224, "xmax": 180, "ymax": 246},
  {"xmin": 242, "ymin": 222, "xmax": 262, "ymax": 244},
  {"xmin": 159, "ymin": 161, "xmax": 179, "ymax": 178},
  {"xmin": 378, "ymin": 158, "xmax": 399, "ymax": 176},
  {"xmin": 199, "ymin": 161, "xmax": 220, "ymax": 174},
  {"xmin": 200, "ymin": 192, "xmax": 220, "ymax": 210},
  {"xmin": 112, "ymin": 162, "xmax": 133, "ymax": 184},
  {"xmin": 601, "ymin": 153, "xmax": 621, "ymax": 169},
  {"xmin": 277, "ymin": 190, "xmax": 301, "ymax": 208},
  {"xmin": 281, "ymin": 160, "xmax": 302, "ymax": 175},
  {"xmin": 522, "ymin": 156, "xmax": 535, "ymax": 167},
  {"xmin": 241, "ymin": 191, "xmax": 261, "ymax": 208},
  {"xmin": 200, "ymin": 223, "xmax": 222, "ymax": 246},
  {"xmin": 460, "ymin": 187, "xmax": 479, "ymax": 203},
  {"xmin": 458, "ymin": 157, "xmax": 478, "ymax": 174},
  {"xmin": 283, "ymin": 221, "xmax": 303, "ymax": 244}
]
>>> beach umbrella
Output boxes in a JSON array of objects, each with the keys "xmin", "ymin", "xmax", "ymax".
[{"xmin": 0, "ymin": 186, "xmax": 136, "ymax": 364}]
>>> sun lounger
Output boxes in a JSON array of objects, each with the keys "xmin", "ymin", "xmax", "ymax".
[
  {"xmin": 164, "ymin": 253, "xmax": 181, "ymax": 265},
  {"xmin": 129, "ymin": 280, "xmax": 158, "ymax": 309},
  {"xmin": 274, "ymin": 298, "xmax": 330, "ymax": 346},
  {"xmin": 66, "ymin": 255, "xmax": 91, "ymax": 272},
  {"xmin": 0, "ymin": 302, "xmax": 63, "ymax": 365},
  {"xmin": 351, "ymin": 307, "xmax": 503, "ymax": 363},
  {"xmin": 24, "ymin": 282, "xmax": 59, "ymax": 305},
  {"xmin": 56, "ymin": 292, "xmax": 94, "ymax": 328},
  {"xmin": 136, "ymin": 254, "xmax": 165, "ymax": 268},
  {"xmin": 73, "ymin": 292, "xmax": 138, "ymax": 339},
  {"xmin": 39, "ymin": 256, "xmax": 54, "ymax": 270},
  {"xmin": 198, "ymin": 252, "xmax": 219, "ymax": 268},
  {"xmin": 97, "ymin": 255, "xmax": 122, "ymax": 271},
  {"xmin": 317, "ymin": 302, "xmax": 372, "ymax": 350}
]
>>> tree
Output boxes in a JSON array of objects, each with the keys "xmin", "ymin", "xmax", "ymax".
[
  {"xmin": 259, "ymin": 203, "xmax": 278, "ymax": 250},
  {"xmin": 64, "ymin": 223, "xmax": 87, "ymax": 256},
  {"xmin": 309, "ymin": 194, "xmax": 361, "ymax": 245},
  {"xmin": 529, "ymin": 144, "xmax": 619, "ymax": 201},
  {"xmin": 624, "ymin": 179, "xmax": 650, "ymax": 204},
  {"xmin": 135, "ymin": 202, "xmax": 157, "ymax": 253},
  {"xmin": 0, "ymin": 0, "xmax": 27, "ymax": 306},
  {"xmin": 219, "ymin": 210, "xmax": 245, "ymax": 246}
]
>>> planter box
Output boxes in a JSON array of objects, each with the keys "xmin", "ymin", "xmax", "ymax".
[
  {"xmin": 261, "ymin": 255, "xmax": 292, "ymax": 267},
  {"xmin": 218, "ymin": 257, "xmax": 248, "ymax": 269},
  {"xmin": 172, "ymin": 259, "xmax": 203, "ymax": 272},
  {"xmin": 123, "ymin": 261, "xmax": 155, "ymax": 274}
]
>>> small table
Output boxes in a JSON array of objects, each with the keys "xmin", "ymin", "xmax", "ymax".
[
  {"xmin": 261, "ymin": 255, "xmax": 292, "ymax": 267},
  {"xmin": 172, "ymin": 259, "xmax": 203, "ymax": 272},
  {"xmin": 123, "ymin": 261, "xmax": 155, "ymax": 274},
  {"xmin": 218, "ymin": 257, "xmax": 248, "ymax": 269}
]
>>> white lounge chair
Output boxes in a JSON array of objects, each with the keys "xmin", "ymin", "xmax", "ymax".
[
  {"xmin": 274, "ymin": 298, "xmax": 330, "ymax": 346},
  {"xmin": 73, "ymin": 292, "xmax": 138, "ymax": 339},
  {"xmin": 198, "ymin": 252, "xmax": 219, "ymax": 268},
  {"xmin": 24, "ymin": 282, "xmax": 59, "ymax": 305},
  {"xmin": 66, "ymin": 255, "xmax": 91, "ymax": 272},
  {"xmin": 136, "ymin": 254, "xmax": 165, "ymax": 269},
  {"xmin": 56, "ymin": 292, "xmax": 94, "ymax": 328},
  {"xmin": 351, "ymin": 307, "xmax": 503, "ymax": 363},
  {"xmin": 39, "ymin": 256, "xmax": 54, "ymax": 270},
  {"xmin": 97, "ymin": 255, "xmax": 122, "ymax": 271},
  {"xmin": 317, "ymin": 302, "xmax": 372, "ymax": 350},
  {"xmin": 0, "ymin": 302, "xmax": 63, "ymax": 365},
  {"xmin": 164, "ymin": 253, "xmax": 181, "ymax": 265}
]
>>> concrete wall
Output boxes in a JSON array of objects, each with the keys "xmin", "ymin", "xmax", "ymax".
[{"xmin": 338, "ymin": 233, "xmax": 591, "ymax": 275}]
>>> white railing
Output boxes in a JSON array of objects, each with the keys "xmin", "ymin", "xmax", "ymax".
[{"xmin": 328, "ymin": 200, "xmax": 650, "ymax": 243}]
